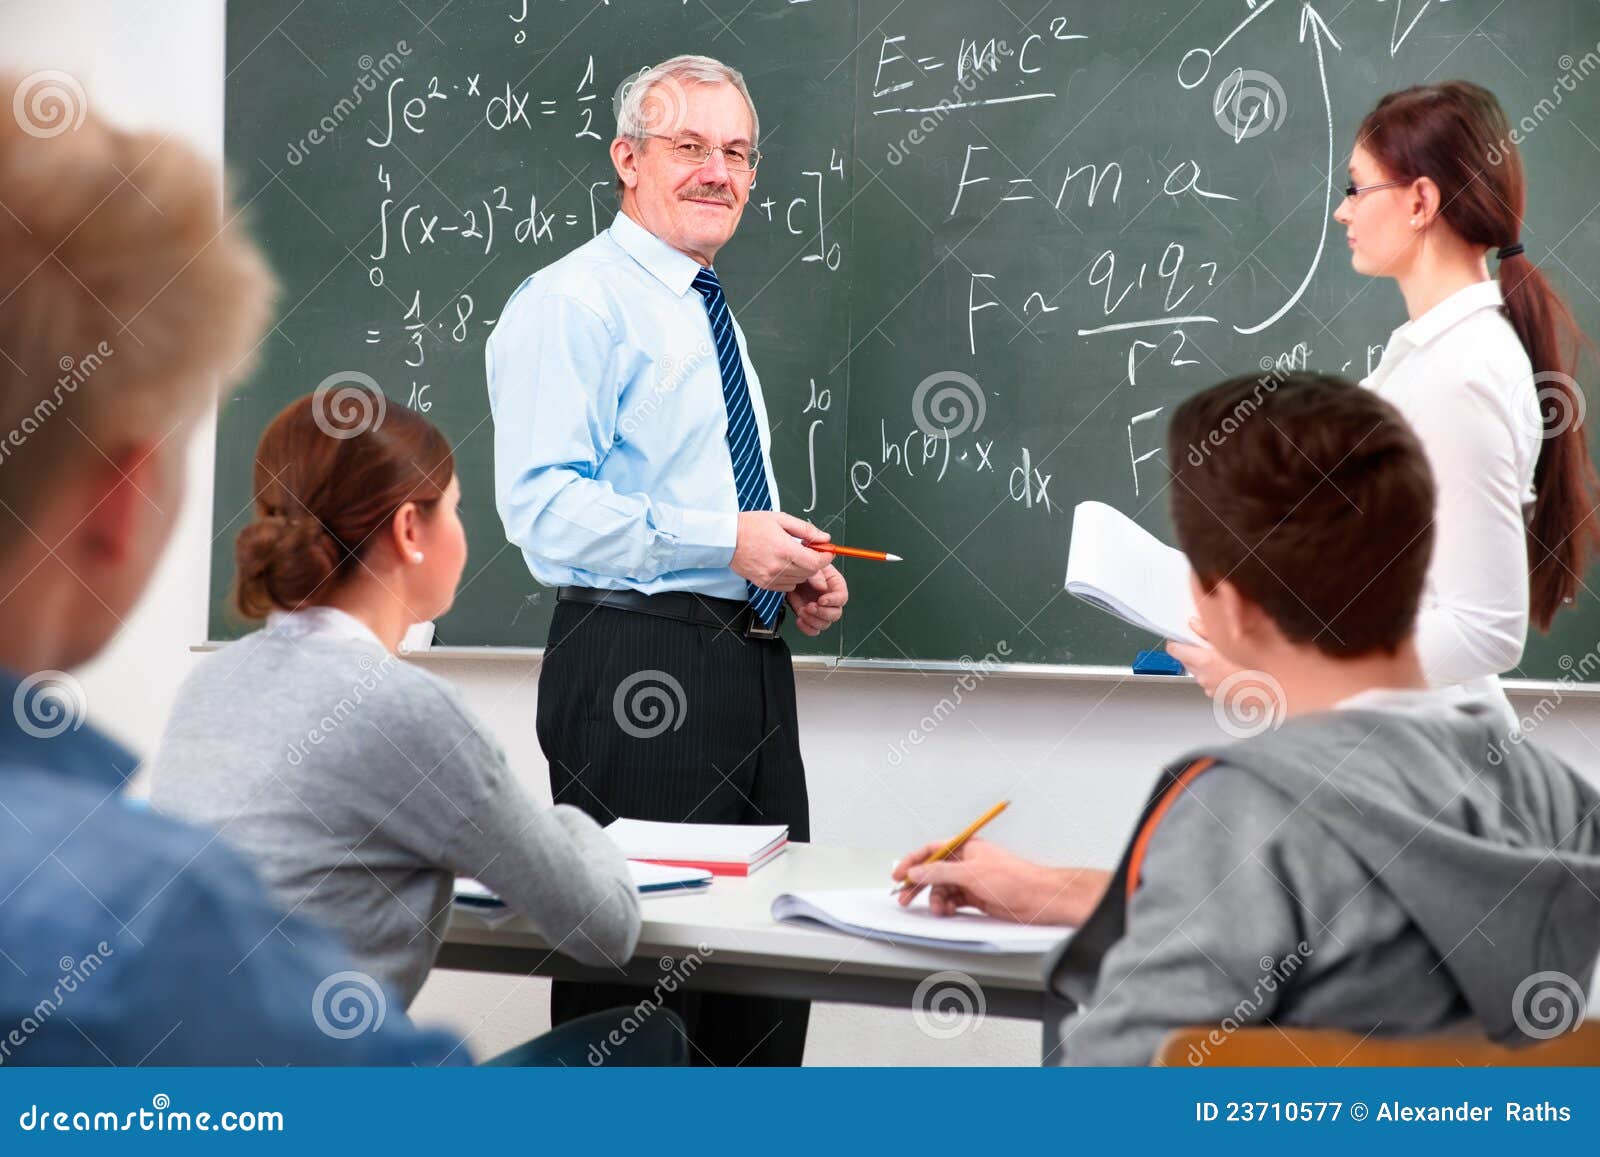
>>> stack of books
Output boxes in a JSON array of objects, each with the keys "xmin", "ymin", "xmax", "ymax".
[{"xmin": 604, "ymin": 818, "xmax": 789, "ymax": 877}]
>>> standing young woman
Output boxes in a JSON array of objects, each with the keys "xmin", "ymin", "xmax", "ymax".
[{"xmin": 1172, "ymin": 81, "xmax": 1598, "ymax": 724}]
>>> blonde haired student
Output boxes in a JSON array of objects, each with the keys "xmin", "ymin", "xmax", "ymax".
[{"xmin": 0, "ymin": 74, "xmax": 461, "ymax": 1064}]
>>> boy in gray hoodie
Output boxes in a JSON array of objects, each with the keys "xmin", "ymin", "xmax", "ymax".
[{"xmin": 892, "ymin": 371, "xmax": 1600, "ymax": 1065}]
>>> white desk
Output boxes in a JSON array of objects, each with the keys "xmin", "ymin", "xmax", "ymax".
[{"xmin": 439, "ymin": 844, "xmax": 1063, "ymax": 1023}]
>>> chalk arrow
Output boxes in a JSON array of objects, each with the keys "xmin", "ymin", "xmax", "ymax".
[{"xmin": 1235, "ymin": 3, "xmax": 1342, "ymax": 336}]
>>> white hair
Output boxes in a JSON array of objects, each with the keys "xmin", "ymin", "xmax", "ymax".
[{"xmin": 613, "ymin": 54, "xmax": 759, "ymax": 143}]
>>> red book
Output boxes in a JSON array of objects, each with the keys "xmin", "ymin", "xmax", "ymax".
[{"xmin": 636, "ymin": 840, "xmax": 790, "ymax": 877}]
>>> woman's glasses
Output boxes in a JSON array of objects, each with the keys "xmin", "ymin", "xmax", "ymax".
[{"xmin": 1342, "ymin": 178, "xmax": 1409, "ymax": 200}]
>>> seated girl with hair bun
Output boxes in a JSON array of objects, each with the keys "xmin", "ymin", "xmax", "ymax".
[{"xmin": 151, "ymin": 392, "xmax": 642, "ymax": 1009}]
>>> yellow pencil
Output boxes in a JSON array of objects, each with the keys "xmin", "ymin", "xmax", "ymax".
[{"xmin": 890, "ymin": 800, "xmax": 1010, "ymax": 900}]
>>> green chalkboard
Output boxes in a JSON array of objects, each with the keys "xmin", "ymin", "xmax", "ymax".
[{"xmin": 218, "ymin": 0, "xmax": 1600, "ymax": 678}]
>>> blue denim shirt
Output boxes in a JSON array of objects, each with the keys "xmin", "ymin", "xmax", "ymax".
[{"xmin": 0, "ymin": 668, "xmax": 466, "ymax": 1065}]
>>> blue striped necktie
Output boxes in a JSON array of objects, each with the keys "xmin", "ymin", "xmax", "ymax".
[{"xmin": 691, "ymin": 266, "xmax": 786, "ymax": 628}]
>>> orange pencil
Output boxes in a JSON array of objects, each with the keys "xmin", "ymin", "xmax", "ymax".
[
  {"xmin": 805, "ymin": 541, "xmax": 902, "ymax": 562},
  {"xmin": 891, "ymin": 799, "xmax": 1010, "ymax": 901}
]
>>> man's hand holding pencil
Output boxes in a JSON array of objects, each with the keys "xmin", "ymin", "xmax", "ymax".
[{"xmin": 891, "ymin": 831, "xmax": 1113, "ymax": 927}]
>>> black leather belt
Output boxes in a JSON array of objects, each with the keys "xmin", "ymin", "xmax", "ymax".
[{"xmin": 555, "ymin": 585, "xmax": 784, "ymax": 639}]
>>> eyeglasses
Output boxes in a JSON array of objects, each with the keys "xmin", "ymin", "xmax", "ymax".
[
  {"xmin": 1342, "ymin": 178, "xmax": 1409, "ymax": 200},
  {"xmin": 643, "ymin": 134, "xmax": 761, "ymax": 173}
]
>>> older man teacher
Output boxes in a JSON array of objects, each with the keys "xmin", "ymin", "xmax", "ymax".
[{"xmin": 486, "ymin": 54, "xmax": 846, "ymax": 1066}]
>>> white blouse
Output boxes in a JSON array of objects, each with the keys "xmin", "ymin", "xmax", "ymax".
[{"xmin": 1362, "ymin": 279, "xmax": 1539, "ymax": 720}]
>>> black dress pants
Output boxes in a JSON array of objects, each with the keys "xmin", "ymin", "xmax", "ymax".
[{"xmin": 536, "ymin": 598, "xmax": 811, "ymax": 1066}]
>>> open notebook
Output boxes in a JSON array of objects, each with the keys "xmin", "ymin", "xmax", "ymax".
[
  {"xmin": 1064, "ymin": 500, "xmax": 1199, "ymax": 646},
  {"xmin": 771, "ymin": 889, "xmax": 1075, "ymax": 954}
]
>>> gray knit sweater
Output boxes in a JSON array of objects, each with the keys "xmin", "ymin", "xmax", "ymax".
[{"xmin": 150, "ymin": 612, "xmax": 640, "ymax": 1006}]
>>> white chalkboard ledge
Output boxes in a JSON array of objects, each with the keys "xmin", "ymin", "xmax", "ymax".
[{"xmin": 186, "ymin": 643, "xmax": 1600, "ymax": 696}]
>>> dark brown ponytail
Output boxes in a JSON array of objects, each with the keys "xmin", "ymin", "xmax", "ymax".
[
  {"xmin": 234, "ymin": 386, "xmax": 454, "ymax": 619},
  {"xmin": 1359, "ymin": 81, "xmax": 1598, "ymax": 629}
]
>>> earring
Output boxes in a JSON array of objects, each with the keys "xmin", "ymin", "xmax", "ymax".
[
  {"xmin": 1411, "ymin": 217, "xmax": 1420, "ymax": 228},
  {"xmin": 411, "ymin": 551, "xmax": 424, "ymax": 564}
]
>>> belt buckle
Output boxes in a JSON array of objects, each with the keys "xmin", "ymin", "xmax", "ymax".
[{"xmin": 744, "ymin": 606, "xmax": 783, "ymax": 639}]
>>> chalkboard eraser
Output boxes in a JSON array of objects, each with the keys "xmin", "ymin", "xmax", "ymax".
[{"xmin": 1132, "ymin": 649, "xmax": 1185, "ymax": 676}]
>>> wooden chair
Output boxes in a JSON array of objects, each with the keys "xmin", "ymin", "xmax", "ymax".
[{"xmin": 1155, "ymin": 1023, "xmax": 1600, "ymax": 1066}]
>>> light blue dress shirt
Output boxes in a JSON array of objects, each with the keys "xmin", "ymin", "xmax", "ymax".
[{"xmin": 486, "ymin": 209, "xmax": 781, "ymax": 599}]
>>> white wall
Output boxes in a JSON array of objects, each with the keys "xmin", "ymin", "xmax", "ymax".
[{"xmin": 8, "ymin": 0, "xmax": 1600, "ymax": 1067}]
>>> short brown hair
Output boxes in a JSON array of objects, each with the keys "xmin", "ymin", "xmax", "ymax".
[
  {"xmin": 233, "ymin": 390, "xmax": 454, "ymax": 619},
  {"xmin": 1167, "ymin": 372, "xmax": 1435, "ymax": 657},
  {"xmin": 0, "ymin": 72, "xmax": 275, "ymax": 527}
]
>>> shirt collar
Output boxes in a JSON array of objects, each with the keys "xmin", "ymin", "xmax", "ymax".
[
  {"xmin": 0, "ymin": 667, "xmax": 139, "ymax": 792},
  {"xmin": 264, "ymin": 605, "xmax": 387, "ymax": 650},
  {"xmin": 1334, "ymin": 683, "xmax": 1480, "ymax": 716},
  {"xmin": 608, "ymin": 210, "xmax": 705, "ymax": 298},
  {"xmin": 1391, "ymin": 279, "xmax": 1505, "ymax": 352}
]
